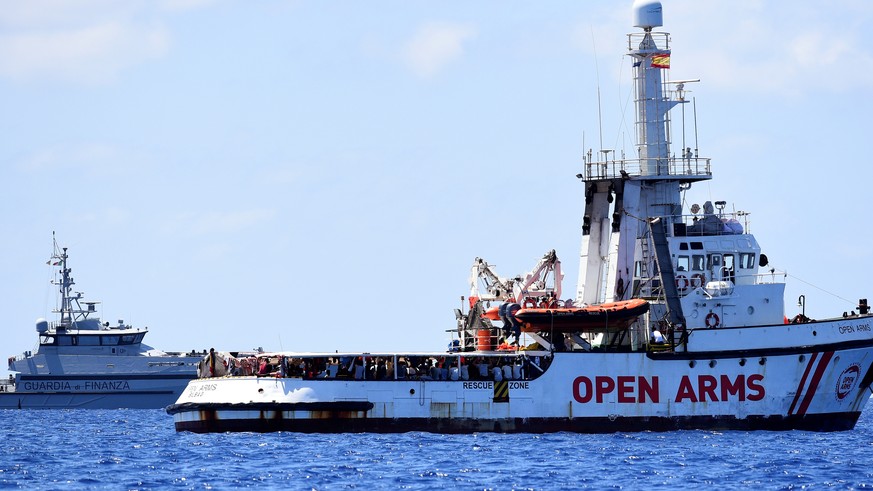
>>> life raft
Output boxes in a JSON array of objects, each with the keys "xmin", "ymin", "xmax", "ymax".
[{"xmin": 512, "ymin": 298, "xmax": 650, "ymax": 333}]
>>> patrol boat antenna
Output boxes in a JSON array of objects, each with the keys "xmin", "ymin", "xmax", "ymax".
[{"xmin": 50, "ymin": 238, "xmax": 97, "ymax": 331}]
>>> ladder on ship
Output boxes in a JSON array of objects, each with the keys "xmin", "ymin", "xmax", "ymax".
[
  {"xmin": 647, "ymin": 217, "xmax": 685, "ymax": 328},
  {"xmin": 635, "ymin": 230, "xmax": 657, "ymax": 299}
]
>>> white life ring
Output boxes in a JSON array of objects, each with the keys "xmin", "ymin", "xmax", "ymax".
[{"xmin": 705, "ymin": 312, "xmax": 720, "ymax": 328}]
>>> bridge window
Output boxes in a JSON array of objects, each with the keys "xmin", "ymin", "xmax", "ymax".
[
  {"xmin": 707, "ymin": 254, "xmax": 722, "ymax": 270},
  {"xmin": 739, "ymin": 253, "xmax": 756, "ymax": 269},
  {"xmin": 78, "ymin": 336, "xmax": 99, "ymax": 346},
  {"xmin": 101, "ymin": 336, "xmax": 120, "ymax": 346},
  {"xmin": 723, "ymin": 254, "xmax": 735, "ymax": 282},
  {"xmin": 677, "ymin": 256, "xmax": 690, "ymax": 272},
  {"xmin": 58, "ymin": 335, "xmax": 78, "ymax": 346},
  {"xmin": 692, "ymin": 255, "xmax": 705, "ymax": 271}
]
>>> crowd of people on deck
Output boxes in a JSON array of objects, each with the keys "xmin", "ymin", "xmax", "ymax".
[{"xmin": 201, "ymin": 351, "xmax": 550, "ymax": 382}]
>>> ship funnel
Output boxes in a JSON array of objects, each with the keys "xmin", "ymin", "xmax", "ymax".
[{"xmin": 633, "ymin": 0, "xmax": 663, "ymax": 29}]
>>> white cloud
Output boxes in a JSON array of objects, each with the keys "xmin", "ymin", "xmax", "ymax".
[
  {"xmin": 157, "ymin": 0, "xmax": 220, "ymax": 13},
  {"xmin": 73, "ymin": 207, "xmax": 132, "ymax": 227},
  {"xmin": 162, "ymin": 210, "xmax": 277, "ymax": 237},
  {"xmin": 0, "ymin": 21, "xmax": 169, "ymax": 85},
  {"xmin": 575, "ymin": 0, "xmax": 873, "ymax": 96},
  {"xmin": 0, "ymin": 1, "xmax": 134, "ymax": 29},
  {"xmin": 18, "ymin": 143, "xmax": 133, "ymax": 175},
  {"xmin": 0, "ymin": 0, "xmax": 215, "ymax": 85},
  {"xmin": 402, "ymin": 22, "xmax": 476, "ymax": 78},
  {"xmin": 669, "ymin": 1, "xmax": 873, "ymax": 94}
]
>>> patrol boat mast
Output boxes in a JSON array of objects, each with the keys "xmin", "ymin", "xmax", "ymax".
[{"xmin": 53, "ymin": 242, "xmax": 85, "ymax": 330}]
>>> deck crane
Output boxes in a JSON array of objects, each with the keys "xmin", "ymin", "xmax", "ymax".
[
  {"xmin": 469, "ymin": 249, "xmax": 565, "ymax": 305},
  {"xmin": 457, "ymin": 250, "xmax": 568, "ymax": 350}
]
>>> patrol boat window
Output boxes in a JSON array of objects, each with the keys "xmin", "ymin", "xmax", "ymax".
[
  {"xmin": 78, "ymin": 335, "xmax": 100, "ymax": 346},
  {"xmin": 58, "ymin": 335, "xmax": 79, "ymax": 346},
  {"xmin": 101, "ymin": 335, "xmax": 120, "ymax": 346},
  {"xmin": 121, "ymin": 335, "xmax": 136, "ymax": 345}
]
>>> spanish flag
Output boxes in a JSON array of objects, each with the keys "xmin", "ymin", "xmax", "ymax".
[{"xmin": 651, "ymin": 53, "xmax": 670, "ymax": 69}]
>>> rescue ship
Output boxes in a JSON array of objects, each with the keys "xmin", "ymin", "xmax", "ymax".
[{"xmin": 167, "ymin": 0, "xmax": 873, "ymax": 433}]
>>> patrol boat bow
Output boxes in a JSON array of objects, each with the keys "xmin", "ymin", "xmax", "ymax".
[{"xmin": 167, "ymin": 0, "xmax": 873, "ymax": 433}]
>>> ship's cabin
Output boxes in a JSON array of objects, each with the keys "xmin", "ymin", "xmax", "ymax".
[
  {"xmin": 669, "ymin": 235, "xmax": 762, "ymax": 289},
  {"xmin": 635, "ymin": 200, "xmax": 782, "ymax": 299},
  {"xmin": 636, "ymin": 203, "xmax": 787, "ymax": 331},
  {"xmin": 36, "ymin": 315, "xmax": 147, "ymax": 349},
  {"xmin": 39, "ymin": 330, "xmax": 146, "ymax": 347}
]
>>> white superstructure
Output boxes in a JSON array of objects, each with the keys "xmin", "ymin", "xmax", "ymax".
[{"xmin": 1, "ymin": 239, "xmax": 206, "ymax": 409}]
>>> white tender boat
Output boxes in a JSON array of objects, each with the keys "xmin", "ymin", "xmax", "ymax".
[
  {"xmin": 167, "ymin": 0, "xmax": 873, "ymax": 433},
  {"xmin": 1, "ymin": 239, "xmax": 210, "ymax": 409}
]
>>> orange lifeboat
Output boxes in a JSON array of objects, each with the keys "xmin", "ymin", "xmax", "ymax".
[{"xmin": 513, "ymin": 298, "xmax": 650, "ymax": 333}]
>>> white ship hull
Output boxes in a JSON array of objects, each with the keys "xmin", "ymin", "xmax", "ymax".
[
  {"xmin": 2, "ymin": 353, "xmax": 199, "ymax": 409},
  {"xmin": 168, "ymin": 317, "xmax": 873, "ymax": 433},
  {"xmin": 0, "ymin": 378, "xmax": 192, "ymax": 409}
]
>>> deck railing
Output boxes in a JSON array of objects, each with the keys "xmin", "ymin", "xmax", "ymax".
[{"xmin": 583, "ymin": 156, "xmax": 711, "ymax": 181}]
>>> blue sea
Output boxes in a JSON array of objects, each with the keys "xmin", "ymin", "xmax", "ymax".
[{"xmin": 2, "ymin": 409, "xmax": 873, "ymax": 490}]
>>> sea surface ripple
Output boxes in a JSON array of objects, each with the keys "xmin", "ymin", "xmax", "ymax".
[{"xmin": 2, "ymin": 408, "xmax": 873, "ymax": 489}]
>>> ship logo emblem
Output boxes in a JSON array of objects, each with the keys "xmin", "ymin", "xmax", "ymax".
[{"xmin": 836, "ymin": 363, "xmax": 861, "ymax": 400}]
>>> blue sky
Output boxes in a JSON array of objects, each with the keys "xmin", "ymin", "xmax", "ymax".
[{"xmin": 2, "ymin": 0, "xmax": 872, "ymax": 375}]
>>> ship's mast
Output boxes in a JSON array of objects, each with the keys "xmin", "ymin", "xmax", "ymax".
[
  {"xmin": 49, "ymin": 237, "xmax": 92, "ymax": 330},
  {"xmin": 575, "ymin": 0, "xmax": 711, "ymax": 306}
]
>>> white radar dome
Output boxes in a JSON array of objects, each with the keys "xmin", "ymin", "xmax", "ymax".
[
  {"xmin": 633, "ymin": 0, "xmax": 663, "ymax": 29},
  {"xmin": 36, "ymin": 318, "xmax": 49, "ymax": 333}
]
